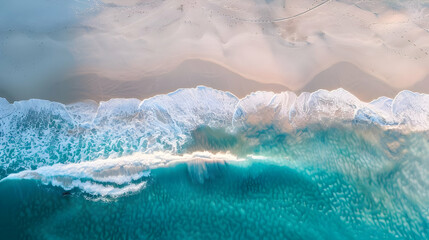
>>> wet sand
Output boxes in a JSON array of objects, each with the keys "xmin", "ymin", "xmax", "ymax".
[
  {"xmin": 31, "ymin": 60, "xmax": 416, "ymax": 103},
  {"xmin": 2, "ymin": 59, "xmax": 429, "ymax": 103},
  {"xmin": 45, "ymin": 59, "xmax": 289, "ymax": 103}
]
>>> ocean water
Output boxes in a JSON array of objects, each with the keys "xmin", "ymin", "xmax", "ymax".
[{"xmin": 1, "ymin": 87, "xmax": 429, "ymax": 239}]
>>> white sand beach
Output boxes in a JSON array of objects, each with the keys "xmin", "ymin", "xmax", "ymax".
[{"xmin": 1, "ymin": 0, "xmax": 429, "ymax": 102}]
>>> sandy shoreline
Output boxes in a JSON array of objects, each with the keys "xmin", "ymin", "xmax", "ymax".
[
  {"xmin": 43, "ymin": 59, "xmax": 289, "ymax": 103},
  {"xmin": 1, "ymin": 0, "xmax": 428, "ymax": 103},
  {"xmin": 2, "ymin": 59, "xmax": 426, "ymax": 104}
]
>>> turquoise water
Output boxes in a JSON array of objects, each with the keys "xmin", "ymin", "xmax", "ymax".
[
  {"xmin": 0, "ymin": 162, "xmax": 424, "ymax": 240},
  {"xmin": 2, "ymin": 87, "xmax": 429, "ymax": 239},
  {"xmin": 1, "ymin": 124, "xmax": 429, "ymax": 239}
]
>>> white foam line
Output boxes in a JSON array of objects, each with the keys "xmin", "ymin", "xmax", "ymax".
[{"xmin": 2, "ymin": 151, "xmax": 243, "ymax": 197}]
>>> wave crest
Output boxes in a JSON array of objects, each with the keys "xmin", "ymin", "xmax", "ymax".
[
  {"xmin": 1, "ymin": 86, "xmax": 429, "ymax": 177},
  {"xmin": 2, "ymin": 152, "xmax": 240, "ymax": 197}
]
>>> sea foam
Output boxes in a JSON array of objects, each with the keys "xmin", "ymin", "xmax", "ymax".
[
  {"xmin": 1, "ymin": 86, "xmax": 429, "ymax": 177},
  {"xmin": 2, "ymin": 152, "xmax": 240, "ymax": 197}
]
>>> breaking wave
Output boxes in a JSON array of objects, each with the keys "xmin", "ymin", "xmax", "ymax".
[
  {"xmin": 2, "ymin": 152, "xmax": 240, "ymax": 198},
  {"xmin": 1, "ymin": 86, "xmax": 429, "ymax": 178}
]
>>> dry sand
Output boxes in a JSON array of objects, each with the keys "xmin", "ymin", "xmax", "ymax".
[
  {"xmin": 1, "ymin": 0, "xmax": 429, "ymax": 102},
  {"xmin": 71, "ymin": 0, "xmax": 429, "ymax": 89}
]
